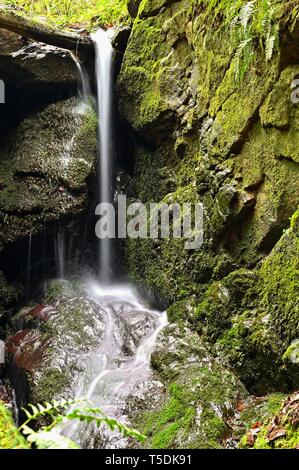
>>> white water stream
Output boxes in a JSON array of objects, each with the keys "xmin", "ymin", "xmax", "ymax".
[
  {"xmin": 92, "ymin": 30, "xmax": 114, "ymax": 283},
  {"xmin": 55, "ymin": 31, "xmax": 167, "ymax": 449}
]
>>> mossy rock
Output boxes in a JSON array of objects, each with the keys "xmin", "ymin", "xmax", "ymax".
[
  {"xmin": 0, "ymin": 99, "xmax": 97, "ymax": 249},
  {"xmin": 9, "ymin": 280, "xmax": 106, "ymax": 404},
  {"xmin": 133, "ymin": 323, "xmax": 248, "ymax": 449}
]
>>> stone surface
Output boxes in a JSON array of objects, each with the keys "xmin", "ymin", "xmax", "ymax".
[
  {"xmin": 0, "ymin": 98, "xmax": 97, "ymax": 251},
  {"xmin": 0, "ymin": 29, "xmax": 78, "ymax": 89},
  {"xmin": 116, "ymin": 0, "xmax": 299, "ymax": 401},
  {"xmin": 132, "ymin": 323, "xmax": 248, "ymax": 449}
]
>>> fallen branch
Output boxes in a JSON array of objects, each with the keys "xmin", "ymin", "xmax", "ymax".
[{"xmin": 0, "ymin": 5, "xmax": 93, "ymax": 51}]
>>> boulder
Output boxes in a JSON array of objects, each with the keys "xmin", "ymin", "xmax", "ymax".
[
  {"xmin": 0, "ymin": 28, "xmax": 79, "ymax": 89},
  {"xmin": 0, "ymin": 98, "xmax": 97, "ymax": 251},
  {"xmin": 131, "ymin": 323, "xmax": 249, "ymax": 449}
]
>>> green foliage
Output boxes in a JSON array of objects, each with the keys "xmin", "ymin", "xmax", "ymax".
[
  {"xmin": 0, "ymin": 401, "xmax": 29, "ymax": 449},
  {"xmin": 2, "ymin": 0, "xmax": 129, "ymax": 29},
  {"xmin": 18, "ymin": 398, "xmax": 146, "ymax": 449},
  {"xmin": 230, "ymin": 0, "xmax": 279, "ymax": 81},
  {"xmin": 197, "ymin": 0, "xmax": 280, "ymax": 81}
]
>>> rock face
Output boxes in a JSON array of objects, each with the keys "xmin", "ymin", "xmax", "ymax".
[
  {"xmin": 118, "ymin": 0, "xmax": 299, "ymax": 395},
  {"xmin": 0, "ymin": 29, "xmax": 78, "ymax": 89},
  {"xmin": 132, "ymin": 323, "xmax": 248, "ymax": 449},
  {"xmin": 0, "ymin": 98, "xmax": 97, "ymax": 251}
]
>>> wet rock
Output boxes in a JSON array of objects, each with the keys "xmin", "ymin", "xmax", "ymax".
[
  {"xmin": 131, "ymin": 323, "xmax": 248, "ymax": 449},
  {"xmin": 0, "ymin": 28, "xmax": 26, "ymax": 55},
  {"xmin": 7, "ymin": 282, "xmax": 106, "ymax": 404},
  {"xmin": 0, "ymin": 98, "xmax": 97, "ymax": 250},
  {"xmin": 127, "ymin": 0, "xmax": 142, "ymax": 18},
  {"xmin": 111, "ymin": 25, "xmax": 131, "ymax": 54}
]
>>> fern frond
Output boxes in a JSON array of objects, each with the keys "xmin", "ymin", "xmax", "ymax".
[
  {"xmin": 239, "ymin": 0, "xmax": 256, "ymax": 32},
  {"xmin": 19, "ymin": 398, "xmax": 146, "ymax": 449},
  {"xmin": 234, "ymin": 37, "xmax": 253, "ymax": 81},
  {"xmin": 19, "ymin": 398, "xmax": 86, "ymax": 431},
  {"xmin": 266, "ymin": 23, "xmax": 279, "ymax": 61},
  {"xmin": 64, "ymin": 408, "xmax": 147, "ymax": 443}
]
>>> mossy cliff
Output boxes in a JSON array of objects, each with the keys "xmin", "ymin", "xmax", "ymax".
[{"xmin": 117, "ymin": 1, "xmax": 299, "ymax": 401}]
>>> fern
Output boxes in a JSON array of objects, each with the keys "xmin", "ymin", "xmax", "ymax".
[
  {"xmin": 265, "ymin": 23, "xmax": 279, "ymax": 61},
  {"xmin": 18, "ymin": 398, "xmax": 146, "ymax": 449},
  {"xmin": 239, "ymin": 1, "xmax": 256, "ymax": 32},
  {"xmin": 229, "ymin": 0, "xmax": 280, "ymax": 81}
]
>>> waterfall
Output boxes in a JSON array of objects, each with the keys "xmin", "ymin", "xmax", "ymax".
[
  {"xmin": 55, "ymin": 228, "xmax": 65, "ymax": 279},
  {"xmin": 60, "ymin": 281, "xmax": 167, "ymax": 448},
  {"xmin": 70, "ymin": 52, "xmax": 93, "ymax": 112},
  {"xmin": 26, "ymin": 232, "xmax": 32, "ymax": 297},
  {"xmin": 92, "ymin": 30, "xmax": 114, "ymax": 283}
]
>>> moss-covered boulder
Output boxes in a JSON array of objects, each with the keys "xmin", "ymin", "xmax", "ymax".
[
  {"xmin": 6, "ymin": 280, "xmax": 106, "ymax": 404},
  {"xmin": 133, "ymin": 323, "xmax": 248, "ymax": 448},
  {"xmin": 191, "ymin": 209, "xmax": 299, "ymax": 393},
  {"xmin": 0, "ymin": 98, "xmax": 97, "ymax": 251}
]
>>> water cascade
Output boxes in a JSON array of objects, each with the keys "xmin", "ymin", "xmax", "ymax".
[
  {"xmin": 70, "ymin": 52, "xmax": 93, "ymax": 112},
  {"xmin": 57, "ymin": 31, "xmax": 167, "ymax": 449},
  {"xmin": 92, "ymin": 30, "xmax": 114, "ymax": 283},
  {"xmin": 62, "ymin": 283, "xmax": 167, "ymax": 448}
]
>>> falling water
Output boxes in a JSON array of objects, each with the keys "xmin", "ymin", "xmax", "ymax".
[
  {"xmin": 55, "ymin": 228, "xmax": 65, "ymax": 279},
  {"xmin": 92, "ymin": 30, "xmax": 114, "ymax": 283},
  {"xmin": 26, "ymin": 232, "xmax": 32, "ymax": 296},
  {"xmin": 70, "ymin": 52, "xmax": 93, "ymax": 112},
  {"xmin": 50, "ymin": 30, "xmax": 168, "ymax": 449},
  {"xmin": 61, "ymin": 281, "xmax": 167, "ymax": 448}
]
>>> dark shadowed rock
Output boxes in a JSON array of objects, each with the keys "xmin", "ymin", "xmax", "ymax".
[
  {"xmin": 0, "ymin": 98, "xmax": 97, "ymax": 250},
  {"xmin": 0, "ymin": 29, "xmax": 79, "ymax": 89}
]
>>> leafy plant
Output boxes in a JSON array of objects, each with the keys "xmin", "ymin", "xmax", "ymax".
[
  {"xmin": 198, "ymin": 0, "xmax": 280, "ymax": 81},
  {"xmin": 18, "ymin": 398, "xmax": 146, "ymax": 449}
]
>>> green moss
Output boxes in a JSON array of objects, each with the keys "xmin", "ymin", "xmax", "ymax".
[
  {"xmin": 239, "ymin": 393, "xmax": 285, "ymax": 433},
  {"xmin": 133, "ymin": 324, "xmax": 247, "ymax": 448},
  {"xmin": 0, "ymin": 401, "xmax": 28, "ymax": 449},
  {"xmin": 0, "ymin": 99, "xmax": 96, "ymax": 247},
  {"xmin": 240, "ymin": 391, "xmax": 299, "ymax": 449},
  {"xmin": 31, "ymin": 368, "xmax": 71, "ymax": 404}
]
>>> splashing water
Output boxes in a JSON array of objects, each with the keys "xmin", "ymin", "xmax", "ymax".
[{"xmin": 61, "ymin": 280, "xmax": 167, "ymax": 448}]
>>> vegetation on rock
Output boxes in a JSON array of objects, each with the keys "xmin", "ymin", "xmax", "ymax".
[{"xmin": 2, "ymin": 0, "xmax": 129, "ymax": 30}]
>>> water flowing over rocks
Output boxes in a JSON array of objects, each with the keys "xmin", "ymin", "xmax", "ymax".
[{"xmin": 1, "ymin": 0, "xmax": 299, "ymax": 451}]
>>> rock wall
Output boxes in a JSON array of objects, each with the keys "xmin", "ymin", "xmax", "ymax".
[{"xmin": 118, "ymin": 0, "xmax": 299, "ymax": 394}]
